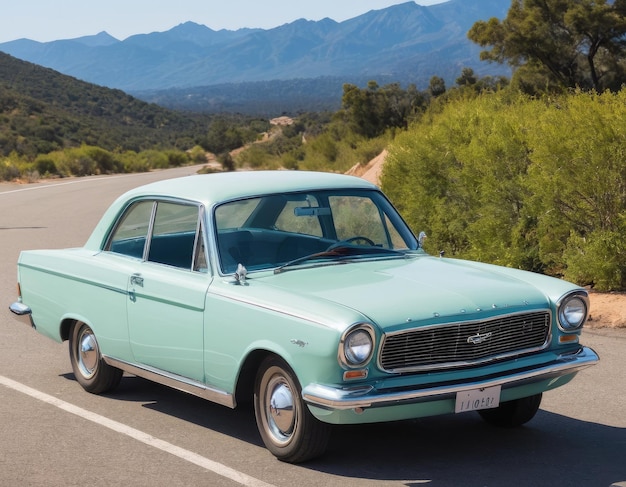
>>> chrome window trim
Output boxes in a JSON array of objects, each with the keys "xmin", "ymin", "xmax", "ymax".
[{"xmin": 143, "ymin": 201, "xmax": 158, "ymax": 261}]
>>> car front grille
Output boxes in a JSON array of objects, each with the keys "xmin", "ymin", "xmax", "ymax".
[{"xmin": 379, "ymin": 311, "xmax": 551, "ymax": 373}]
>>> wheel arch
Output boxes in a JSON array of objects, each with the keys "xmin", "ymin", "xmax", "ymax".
[
  {"xmin": 60, "ymin": 317, "xmax": 79, "ymax": 341},
  {"xmin": 235, "ymin": 349, "xmax": 290, "ymax": 407},
  {"xmin": 60, "ymin": 314, "xmax": 95, "ymax": 341}
]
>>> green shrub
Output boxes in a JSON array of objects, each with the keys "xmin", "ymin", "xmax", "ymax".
[
  {"xmin": 382, "ymin": 89, "xmax": 626, "ymax": 290},
  {"xmin": 166, "ymin": 150, "xmax": 189, "ymax": 167},
  {"xmin": 563, "ymin": 230, "xmax": 626, "ymax": 291},
  {"xmin": 34, "ymin": 156, "xmax": 57, "ymax": 176},
  {"xmin": 0, "ymin": 159, "xmax": 20, "ymax": 181}
]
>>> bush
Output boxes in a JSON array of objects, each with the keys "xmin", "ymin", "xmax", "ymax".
[
  {"xmin": 563, "ymin": 231, "xmax": 626, "ymax": 291},
  {"xmin": 34, "ymin": 156, "xmax": 57, "ymax": 176},
  {"xmin": 188, "ymin": 145, "xmax": 207, "ymax": 164},
  {"xmin": 117, "ymin": 151, "xmax": 146, "ymax": 173},
  {"xmin": 84, "ymin": 146, "xmax": 121, "ymax": 174},
  {"xmin": 382, "ymin": 89, "xmax": 626, "ymax": 290},
  {"xmin": 165, "ymin": 150, "xmax": 189, "ymax": 167},
  {"xmin": 0, "ymin": 159, "xmax": 21, "ymax": 181}
]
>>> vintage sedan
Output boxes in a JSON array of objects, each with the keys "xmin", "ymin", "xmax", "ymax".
[{"xmin": 10, "ymin": 170, "xmax": 598, "ymax": 463}]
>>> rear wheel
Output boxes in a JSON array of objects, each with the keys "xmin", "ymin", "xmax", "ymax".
[
  {"xmin": 254, "ymin": 356, "xmax": 331, "ymax": 463},
  {"xmin": 69, "ymin": 321, "xmax": 122, "ymax": 394},
  {"xmin": 478, "ymin": 393, "xmax": 542, "ymax": 427}
]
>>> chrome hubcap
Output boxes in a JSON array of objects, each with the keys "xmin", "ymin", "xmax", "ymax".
[
  {"xmin": 77, "ymin": 327, "xmax": 98, "ymax": 379},
  {"xmin": 267, "ymin": 377, "xmax": 295, "ymax": 443}
]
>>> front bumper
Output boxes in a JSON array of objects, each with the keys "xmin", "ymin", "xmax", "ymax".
[
  {"xmin": 9, "ymin": 301, "xmax": 35, "ymax": 328},
  {"xmin": 302, "ymin": 346, "xmax": 598, "ymax": 412}
]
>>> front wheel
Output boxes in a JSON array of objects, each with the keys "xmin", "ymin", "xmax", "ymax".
[
  {"xmin": 254, "ymin": 356, "xmax": 331, "ymax": 463},
  {"xmin": 478, "ymin": 393, "xmax": 542, "ymax": 427},
  {"xmin": 69, "ymin": 321, "xmax": 122, "ymax": 394}
]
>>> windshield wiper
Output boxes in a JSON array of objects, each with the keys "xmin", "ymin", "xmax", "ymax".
[{"xmin": 273, "ymin": 245, "xmax": 405, "ymax": 274}]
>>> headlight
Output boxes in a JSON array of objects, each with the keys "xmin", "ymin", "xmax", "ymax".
[
  {"xmin": 340, "ymin": 324, "xmax": 375, "ymax": 368},
  {"xmin": 557, "ymin": 292, "xmax": 589, "ymax": 332}
]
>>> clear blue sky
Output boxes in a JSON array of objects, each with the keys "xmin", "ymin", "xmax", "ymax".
[{"xmin": 0, "ymin": 0, "xmax": 447, "ymax": 43}]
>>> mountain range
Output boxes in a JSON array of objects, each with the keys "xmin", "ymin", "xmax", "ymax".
[{"xmin": 0, "ymin": 0, "xmax": 510, "ymax": 114}]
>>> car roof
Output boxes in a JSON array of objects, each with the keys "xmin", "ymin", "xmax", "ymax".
[
  {"xmin": 85, "ymin": 171, "xmax": 379, "ymax": 251},
  {"xmin": 121, "ymin": 170, "xmax": 379, "ymax": 207}
]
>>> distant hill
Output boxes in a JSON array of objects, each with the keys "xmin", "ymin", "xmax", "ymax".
[
  {"xmin": 0, "ymin": 0, "xmax": 511, "ymax": 113},
  {"xmin": 0, "ymin": 52, "xmax": 210, "ymax": 158}
]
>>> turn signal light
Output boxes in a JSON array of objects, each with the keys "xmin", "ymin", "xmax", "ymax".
[{"xmin": 343, "ymin": 369, "xmax": 368, "ymax": 380}]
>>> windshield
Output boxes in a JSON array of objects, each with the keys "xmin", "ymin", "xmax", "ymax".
[{"xmin": 214, "ymin": 189, "xmax": 418, "ymax": 274}]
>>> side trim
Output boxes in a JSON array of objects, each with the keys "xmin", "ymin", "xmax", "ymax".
[
  {"xmin": 302, "ymin": 346, "xmax": 599, "ymax": 411},
  {"xmin": 103, "ymin": 356, "xmax": 235, "ymax": 409},
  {"xmin": 18, "ymin": 263, "xmax": 204, "ymax": 312},
  {"xmin": 18, "ymin": 263, "xmax": 127, "ymax": 296}
]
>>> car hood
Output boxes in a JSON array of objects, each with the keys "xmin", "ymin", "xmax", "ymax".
[{"xmin": 252, "ymin": 255, "xmax": 564, "ymax": 331}]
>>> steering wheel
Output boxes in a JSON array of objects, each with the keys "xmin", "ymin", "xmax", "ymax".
[{"xmin": 327, "ymin": 236, "xmax": 375, "ymax": 250}]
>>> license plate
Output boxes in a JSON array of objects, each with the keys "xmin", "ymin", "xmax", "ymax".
[{"xmin": 455, "ymin": 385, "xmax": 501, "ymax": 413}]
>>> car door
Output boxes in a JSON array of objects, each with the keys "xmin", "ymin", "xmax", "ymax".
[{"xmin": 109, "ymin": 199, "xmax": 210, "ymax": 382}]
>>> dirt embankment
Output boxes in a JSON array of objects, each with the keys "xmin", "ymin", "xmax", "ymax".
[{"xmin": 588, "ymin": 293, "xmax": 626, "ymax": 329}]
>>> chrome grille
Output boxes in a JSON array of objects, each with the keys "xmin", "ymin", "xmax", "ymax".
[{"xmin": 379, "ymin": 311, "xmax": 551, "ymax": 373}]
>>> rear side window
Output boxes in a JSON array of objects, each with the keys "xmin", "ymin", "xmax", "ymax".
[{"xmin": 107, "ymin": 200, "xmax": 153, "ymax": 259}]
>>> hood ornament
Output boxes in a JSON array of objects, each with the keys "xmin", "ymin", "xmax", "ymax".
[{"xmin": 418, "ymin": 231, "xmax": 427, "ymax": 249}]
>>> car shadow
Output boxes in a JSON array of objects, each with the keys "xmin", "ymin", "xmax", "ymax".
[
  {"xmin": 64, "ymin": 372, "xmax": 625, "ymax": 486},
  {"xmin": 316, "ymin": 412, "xmax": 626, "ymax": 486},
  {"xmin": 67, "ymin": 373, "xmax": 265, "ymax": 447}
]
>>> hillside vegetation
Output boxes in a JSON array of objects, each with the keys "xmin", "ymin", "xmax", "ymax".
[
  {"xmin": 0, "ymin": 52, "xmax": 207, "ymax": 158},
  {"xmin": 0, "ymin": 53, "xmax": 267, "ymax": 179}
]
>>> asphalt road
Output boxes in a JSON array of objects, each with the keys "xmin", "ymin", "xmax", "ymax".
[{"xmin": 1, "ymin": 167, "xmax": 625, "ymax": 487}]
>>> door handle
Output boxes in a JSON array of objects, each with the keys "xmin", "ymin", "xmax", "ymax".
[{"xmin": 130, "ymin": 274, "xmax": 144, "ymax": 287}]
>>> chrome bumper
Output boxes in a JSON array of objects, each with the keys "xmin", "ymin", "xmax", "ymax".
[
  {"xmin": 9, "ymin": 301, "xmax": 35, "ymax": 328},
  {"xmin": 302, "ymin": 346, "xmax": 599, "ymax": 411}
]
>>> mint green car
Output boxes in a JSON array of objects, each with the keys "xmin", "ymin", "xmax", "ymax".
[{"xmin": 10, "ymin": 171, "xmax": 598, "ymax": 463}]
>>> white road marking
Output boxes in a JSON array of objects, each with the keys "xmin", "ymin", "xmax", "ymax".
[
  {"xmin": 0, "ymin": 375, "xmax": 276, "ymax": 487},
  {"xmin": 0, "ymin": 175, "xmax": 129, "ymax": 195}
]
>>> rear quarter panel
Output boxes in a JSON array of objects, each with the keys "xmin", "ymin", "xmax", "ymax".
[{"xmin": 17, "ymin": 249, "xmax": 134, "ymax": 359}]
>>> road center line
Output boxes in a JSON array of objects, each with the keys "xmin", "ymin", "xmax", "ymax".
[{"xmin": 0, "ymin": 375, "xmax": 276, "ymax": 487}]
